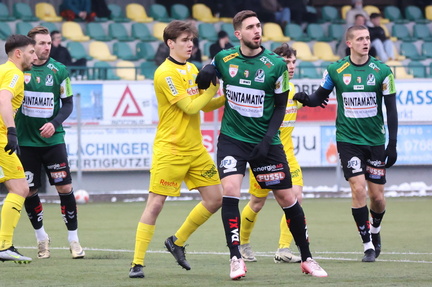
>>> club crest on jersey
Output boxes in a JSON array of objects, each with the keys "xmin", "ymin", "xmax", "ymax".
[
  {"xmin": 24, "ymin": 73, "xmax": 31, "ymax": 84},
  {"xmin": 45, "ymin": 74, "xmax": 53, "ymax": 86},
  {"xmin": 367, "ymin": 74, "xmax": 376, "ymax": 85},
  {"xmin": 254, "ymin": 69, "xmax": 265, "ymax": 83},
  {"xmin": 229, "ymin": 64, "xmax": 238, "ymax": 77},
  {"xmin": 343, "ymin": 74, "xmax": 351, "ymax": 85}
]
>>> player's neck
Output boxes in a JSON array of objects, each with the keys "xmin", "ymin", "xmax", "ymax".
[
  {"xmin": 239, "ymin": 45, "xmax": 262, "ymax": 57},
  {"xmin": 169, "ymin": 54, "xmax": 187, "ymax": 64},
  {"xmin": 34, "ymin": 58, "xmax": 48, "ymax": 66},
  {"xmin": 350, "ymin": 54, "xmax": 369, "ymax": 65}
]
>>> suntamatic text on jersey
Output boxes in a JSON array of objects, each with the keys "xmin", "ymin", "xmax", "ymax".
[
  {"xmin": 343, "ymin": 94, "xmax": 377, "ymax": 107},
  {"xmin": 23, "ymin": 94, "xmax": 54, "ymax": 107},
  {"xmin": 226, "ymin": 89, "xmax": 264, "ymax": 105}
]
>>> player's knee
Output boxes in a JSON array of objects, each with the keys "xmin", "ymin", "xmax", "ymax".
[{"xmin": 249, "ymin": 197, "xmax": 266, "ymax": 212}]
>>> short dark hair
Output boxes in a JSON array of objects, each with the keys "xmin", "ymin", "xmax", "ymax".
[
  {"xmin": 273, "ymin": 43, "xmax": 296, "ymax": 58},
  {"xmin": 163, "ymin": 20, "xmax": 197, "ymax": 45},
  {"xmin": 50, "ymin": 30, "xmax": 61, "ymax": 38},
  {"xmin": 5, "ymin": 34, "xmax": 35, "ymax": 55},
  {"xmin": 217, "ymin": 30, "xmax": 228, "ymax": 39},
  {"xmin": 27, "ymin": 26, "xmax": 50, "ymax": 39},
  {"xmin": 233, "ymin": 10, "xmax": 257, "ymax": 30},
  {"xmin": 370, "ymin": 13, "xmax": 382, "ymax": 19}
]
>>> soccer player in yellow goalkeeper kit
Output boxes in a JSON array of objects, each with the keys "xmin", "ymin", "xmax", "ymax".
[
  {"xmin": 239, "ymin": 43, "xmax": 308, "ymax": 263},
  {"xmin": 0, "ymin": 34, "xmax": 37, "ymax": 264},
  {"xmin": 128, "ymin": 20, "xmax": 224, "ymax": 279}
]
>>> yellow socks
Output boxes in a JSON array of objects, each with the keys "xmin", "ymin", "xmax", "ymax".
[
  {"xmin": 132, "ymin": 222, "xmax": 155, "ymax": 266},
  {"xmin": 174, "ymin": 202, "xmax": 211, "ymax": 246},
  {"xmin": 240, "ymin": 203, "xmax": 258, "ymax": 245},
  {"xmin": 0, "ymin": 193, "xmax": 25, "ymax": 249}
]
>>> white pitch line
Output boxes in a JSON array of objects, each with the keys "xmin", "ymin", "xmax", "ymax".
[{"xmin": 16, "ymin": 246, "xmax": 432, "ymax": 263}]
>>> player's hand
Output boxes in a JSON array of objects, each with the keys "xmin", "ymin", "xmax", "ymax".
[
  {"xmin": 40, "ymin": 122, "xmax": 55, "ymax": 138},
  {"xmin": 196, "ymin": 65, "xmax": 217, "ymax": 89},
  {"xmin": 250, "ymin": 136, "xmax": 272, "ymax": 162},
  {"xmin": 293, "ymin": 92, "xmax": 310, "ymax": 106},
  {"xmin": 4, "ymin": 127, "xmax": 20, "ymax": 155},
  {"xmin": 384, "ymin": 139, "xmax": 397, "ymax": 168},
  {"xmin": 320, "ymin": 97, "xmax": 329, "ymax": 108}
]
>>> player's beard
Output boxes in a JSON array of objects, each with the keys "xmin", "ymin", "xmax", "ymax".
[
  {"xmin": 22, "ymin": 62, "xmax": 33, "ymax": 71},
  {"xmin": 22, "ymin": 55, "xmax": 34, "ymax": 71},
  {"xmin": 243, "ymin": 38, "xmax": 261, "ymax": 50},
  {"xmin": 38, "ymin": 53, "xmax": 49, "ymax": 62}
]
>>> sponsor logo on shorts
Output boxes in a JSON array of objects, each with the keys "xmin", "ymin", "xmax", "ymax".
[
  {"xmin": 253, "ymin": 163, "xmax": 283, "ymax": 172},
  {"xmin": 201, "ymin": 164, "xmax": 218, "ymax": 179},
  {"xmin": 47, "ymin": 163, "xmax": 67, "ymax": 170},
  {"xmin": 159, "ymin": 179, "xmax": 178, "ymax": 188},
  {"xmin": 366, "ymin": 165, "xmax": 385, "ymax": 179},
  {"xmin": 50, "ymin": 171, "xmax": 67, "ymax": 183},
  {"xmin": 291, "ymin": 168, "xmax": 301, "ymax": 179},
  {"xmin": 256, "ymin": 172, "xmax": 285, "ymax": 185},
  {"xmin": 25, "ymin": 171, "xmax": 35, "ymax": 187},
  {"xmin": 368, "ymin": 159, "xmax": 384, "ymax": 167},
  {"xmin": 220, "ymin": 156, "xmax": 237, "ymax": 173},
  {"xmin": 347, "ymin": 156, "xmax": 362, "ymax": 173}
]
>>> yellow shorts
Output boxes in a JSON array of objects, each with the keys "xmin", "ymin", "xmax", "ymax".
[
  {"xmin": 0, "ymin": 148, "xmax": 26, "ymax": 183},
  {"xmin": 249, "ymin": 152, "xmax": 303, "ymax": 198},
  {"xmin": 149, "ymin": 147, "xmax": 220, "ymax": 197}
]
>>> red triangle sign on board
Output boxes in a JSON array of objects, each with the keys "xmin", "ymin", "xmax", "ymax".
[{"xmin": 112, "ymin": 86, "xmax": 143, "ymax": 117}]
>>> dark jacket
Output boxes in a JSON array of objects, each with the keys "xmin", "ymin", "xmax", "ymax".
[{"xmin": 368, "ymin": 26, "xmax": 387, "ymax": 42}]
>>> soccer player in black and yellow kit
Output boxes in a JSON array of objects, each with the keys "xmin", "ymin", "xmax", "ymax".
[
  {"xmin": 294, "ymin": 25, "xmax": 398, "ymax": 262},
  {"xmin": 0, "ymin": 34, "xmax": 36, "ymax": 263},
  {"xmin": 129, "ymin": 20, "xmax": 225, "ymax": 279}
]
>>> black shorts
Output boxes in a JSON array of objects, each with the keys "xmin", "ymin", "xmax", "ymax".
[
  {"xmin": 337, "ymin": 141, "xmax": 386, "ymax": 184},
  {"xmin": 217, "ymin": 133, "xmax": 292, "ymax": 190},
  {"xmin": 19, "ymin": 144, "xmax": 72, "ymax": 189}
]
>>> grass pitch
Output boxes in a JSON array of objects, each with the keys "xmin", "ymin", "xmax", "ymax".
[{"xmin": 2, "ymin": 197, "xmax": 431, "ymax": 286}]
